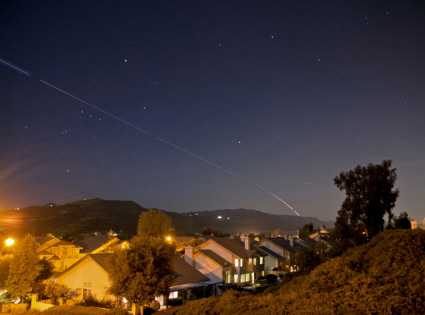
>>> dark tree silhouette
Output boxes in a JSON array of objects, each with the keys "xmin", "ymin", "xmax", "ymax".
[
  {"xmin": 393, "ymin": 212, "xmax": 411, "ymax": 229},
  {"xmin": 298, "ymin": 223, "xmax": 314, "ymax": 237},
  {"xmin": 108, "ymin": 209, "xmax": 175, "ymax": 314},
  {"xmin": 331, "ymin": 160, "xmax": 399, "ymax": 253}
]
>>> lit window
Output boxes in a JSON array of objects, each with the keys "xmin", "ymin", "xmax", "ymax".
[
  {"xmin": 234, "ymin": 274, "xmax": 239, "ymax": 283},
  {"xmin": 260, "ymin": 257, "xmax": 264, "ymax": 264},
  {"xmin": 241, "ymin": 274, "xmax": 246, "ymax": 282},
  {"xmin": 169, "ymin": 291, "xmax": 178, "ymax": 299},
  {"xmin": 248, "ymin": 258, "xmax": 252, "ymax": 265},
  {"xmin": 240, "ymin": 259, "xmax": 243, "ymax": 267},
  {"xmin": 246, "ymin": 273, "xmax": 250, "ymax": 282},
  {"xmin": 225, "ymin": 271, "xmax": 231, "ymax": 283},
  {"xmin": 234, "ymin": 259, "xmax": 239, "ymax": 267},
  {"xmin": 253, "ymin": 258, "xmax": 257, "ymax": 265}
]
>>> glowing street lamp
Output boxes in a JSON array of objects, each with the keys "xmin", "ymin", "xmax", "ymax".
[{"xmin": 4, "ymin": 238, "xmax": 14, "ymax": 247}]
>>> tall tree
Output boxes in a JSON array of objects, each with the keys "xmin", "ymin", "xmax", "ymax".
[
  {"xmin": 0, "ymin": 256, "xmax": 12, "ymax": 288},
  {"xmin": 35, "ymin": 257, "xmax": 55, "ymax": 282},
  {"xmin": 298, "ymin": 223, "xmax": 314, "ymax": 237},
  {"xmin": 108, "ymin": 209, "xmax": 176, "ymax": 314},
  {"xmin": 6, "ymin": 234, "xmax": 42, "ymax": 299},
  {"xmin": 136, "ymin": 208, "xmax": 173, "ymax": 239},
  {"xmin": 393, "ymin": 212, "xmax": 411, "ymax": 229},
  {"xmin": 331, "ymin": 160, "xmax": 399, "ymax": 253}
]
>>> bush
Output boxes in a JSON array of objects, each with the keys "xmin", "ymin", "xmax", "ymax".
[
  {"xmin": 265, "ymin": 274, "xmax": 277, "ymax": 284},
  {"xmin": 76, "ymin": 295, "xmax": 116, "ymax": 309},
  {"xmin": 1, "ymin": 303, "xmax": 29, "ymax": 313}
]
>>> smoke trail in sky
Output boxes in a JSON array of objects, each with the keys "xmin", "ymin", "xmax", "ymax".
[
  {"xmin": 1, "ymin": 58, "xmax": 300, "ymax": 216},
  {"xmin": 0, "ymin": 58, "xmax": 32, "ymax": 76}
]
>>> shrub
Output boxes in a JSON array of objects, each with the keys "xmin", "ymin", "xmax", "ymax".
[{"xmin": 76, "ymin": 295, "xmax": 116, "ymax": 309}]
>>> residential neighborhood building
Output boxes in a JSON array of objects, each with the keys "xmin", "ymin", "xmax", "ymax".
[
  {"xmin": 185, "ymin": 235, "xmax": 266, "ymax": 290},
  {"xmin": 36, "ymin": 237, "xmax": 83, "ymax": 272},
  {"xmin": 254, "ymin": 236, "xmax": 301, "ymax": 271},
  {"xmin": 411, "ymin": 218, "xmax": 425, "ymax": 230},
  {"xmin": 74, "ymin": 235, "xmax": 130, "ymax": 254},
  {"xmin": 53, "ymin": 253, "xmax": 212, "ymax": 309}
]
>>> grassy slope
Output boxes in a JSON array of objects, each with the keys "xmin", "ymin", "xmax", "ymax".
[{"xmin": 160, "ymin": 229, "xmax": 425, "ymax": 315}]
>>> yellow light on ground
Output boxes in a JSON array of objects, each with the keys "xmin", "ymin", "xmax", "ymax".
[{"xmin": 5, "ymin": 238, "xmax": 15, "ymax": 247}]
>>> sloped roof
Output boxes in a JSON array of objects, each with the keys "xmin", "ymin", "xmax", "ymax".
[
  {"xmin": 205, "ymin": 236, "xmax": 256, "ymax": 258},
  {"xmin": 297, "ymin": 236, "xmax": 318, "ymax": 247},
  {"xmin": 88, "ymin": 253, "xmax": 114, "ymax": 273},
  {"xmin": 199, "ymin": 249, "xmax": 232, "ymax": 267},
  {"xmin": 54, "ymin": 240, "xmax": 82, "ymax": 248},
  {"xmin": 172, "ymin": 257, "xmax": 210, "ymax": 287},
  {"xmin": 173, "ymin": 236, "xmax": 195, "ymax": 245},
  {"xmin": 38, "ymin": 250, "xmax": 54, "ymax": 256},
  {"xmin": 74, "ymin": 235, "xmax": 110, "ymax": 253},
  {"xmin": 256, "ymin": 246, "xmax": 283, "ymax": 260},
  {"xmin": 262, "ymin": 238, "xmax": 301, "ymax": 253},
  {"xmin": 35, "ymin": 236, "xmax": 55, "ymax": 245}
]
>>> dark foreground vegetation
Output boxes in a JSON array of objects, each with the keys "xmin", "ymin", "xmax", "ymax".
[{"xmin": 160, "ymin": 229, "xmax": 425, "ymax": 315}]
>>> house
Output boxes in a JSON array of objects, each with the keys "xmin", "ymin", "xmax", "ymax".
[
  {"xmin": 36, "ymin": 237, "xmax": 83, "ymax": 272},
  {"xmin": 74, "ymin": 235, "xmax": 131, "ymax": 254},
  {"xmin": 411, "ymin": 218, "xmax": 425, "ymax": 230},
  {"xmin": 185, "ymin": 235, "xmax": 266, "ymax": 289},
  {"xmin": 53, "ymin": 253, "xmax": 212, "ymax": 308},
  {"xmin": 254, "ymin": 236, "xmax": 301, "ymax": 271}
]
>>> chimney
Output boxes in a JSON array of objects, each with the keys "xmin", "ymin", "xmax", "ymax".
[
  {"xmin": 184, "ymin": 246, "xmax": 194, "ymax": 266},
  {"xmin": 241, "ymin": 236, "xmax": 251, "ymax": 250},
  {"xmin": 289, "ymin": 235, "xmax": 294, "ymax": 247}
]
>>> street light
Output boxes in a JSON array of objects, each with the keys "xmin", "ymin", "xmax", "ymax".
[{"xmin": 5, "ymin": 238, "xmax": 14, "ymax": 247}]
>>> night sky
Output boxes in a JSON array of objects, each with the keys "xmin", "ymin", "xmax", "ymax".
[{"xmin": 1, "ymin": 1, "xmax": 424, "ymax": 222}]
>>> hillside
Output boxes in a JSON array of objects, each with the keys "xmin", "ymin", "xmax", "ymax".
[
  {"xmin": 0, "ymin": 198, "xmax": 333, "ymax": 237},
  {"xmin": 160, "ymin": 229, "xmax": 425, "ymax": 314}
]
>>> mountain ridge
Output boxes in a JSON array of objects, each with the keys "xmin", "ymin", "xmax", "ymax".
[{"xmin": 0, "ymin": 198, "xmax": 333, "ymax": 236}]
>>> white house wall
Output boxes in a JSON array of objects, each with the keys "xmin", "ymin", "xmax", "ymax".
[
  {"xmin": 202, "ymin": 243, "xmax": 233, "ymax": 262},
  {"xmin": 261, "ymin": 241, "xmax": 283, "ymax": 256},
  {"xmin": 195, "ymin": 255, "xmax": 223, "ymax": 283},
  {"xmin": 264, "ymin": 256, "xmax": 278, "ymax": 271}
]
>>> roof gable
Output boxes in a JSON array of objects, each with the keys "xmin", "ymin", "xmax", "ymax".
[{"xmin": 200, "ymin": 236, "xmax": 258, "ymax": 258}]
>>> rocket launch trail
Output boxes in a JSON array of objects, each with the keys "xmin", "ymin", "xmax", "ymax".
[{"xmin": 1, "ymin": 57, "xmax": 300, "ymax": 216}]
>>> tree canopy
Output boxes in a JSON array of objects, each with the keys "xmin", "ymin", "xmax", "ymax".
[
  {"xmin": 6, "ymin": 234, "xmax": 42, "ymax": 299},
  {"xmin": 108, "ymin": 209, "xmax": 176, "ymax": 311},
  {"xmin": 298, "ymin": 223, "xmax": 314, "ymax": 237},
  {"xmin": 136, "ymin": 208, "xmax": 173, "ymax": 240},
  {"xmin": 393, "ymin": 211, "xmax": 411, "ymax": 229},
  {"xmin": 331, "ymin": 160, "xmax": 399, "ymax": 253}
]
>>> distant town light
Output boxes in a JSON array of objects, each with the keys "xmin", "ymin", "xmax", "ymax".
[{"xmin": 217, "ymin": 216, "xmax": 222, "ymax": 219}]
